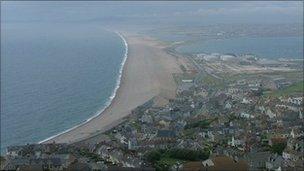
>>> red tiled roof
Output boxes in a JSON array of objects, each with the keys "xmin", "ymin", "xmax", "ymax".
[{"xmin": 182, "ymin": 156, "xmax": 249, "ymax": 171}]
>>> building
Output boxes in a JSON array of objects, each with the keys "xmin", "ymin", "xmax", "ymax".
[{"xmin": 181, "ymin": 156, "xmax": 249, "ymax": 171}]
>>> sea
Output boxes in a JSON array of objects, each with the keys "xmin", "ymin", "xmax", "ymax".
[
  {"xmin": 1, "ymin": 23, "xmax": 126, "ymax": 154},
  {"xmin": 175, "ymin": 36, "xmax": 303, "ymax": 59}
]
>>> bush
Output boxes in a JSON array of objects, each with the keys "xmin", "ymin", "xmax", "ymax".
[
  {"xmin": 185, "ymin": 118, "xmax": 216, "ymax": 129},
  {"xmin": 146, "ymin": 148, "xmax": 209, "ymax": 163},
  {"xmin": 180, "ymin": 65, "xmax": 186, "ymax": 72},
  {"xmin": 145, "ymin": 150, "xmax": 162, "ymax": 162},
  {"xmin": 145, "ymin": 148, "xmax": 210, "ymax": 171},
  {"xmin": 155, "ymin": 162, "xmax": 170, "ymax": 171},
  {"xmin": 168, "ymin": 148, "xmax": 209, "ymax": 161}
]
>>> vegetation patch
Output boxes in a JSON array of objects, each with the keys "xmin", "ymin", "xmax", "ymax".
[
  {"xmin": 131, "ymin": 122, "xmax": 141, "ymax": 131},
  {"xmin": 145, "ymin": 148, "xmax": 209, "ymax": 171},
  {"xmin": 182, "ymin": 129, "xmax": 196, "ymax": 139},
  {"xmin": 201, "ymin": 74, "xmax": 225, "ymax": 89},
  {"xmin": 185, "ymin": 118, "xmax": 217, "ymax": 129},
  {"xmin": 173, "ymin": 73, "xmax": 197, "ymax": 85},
  {"xmin": 79, "ymin": 148, "xmax": 103, "ymax": 162},
  {"xmin": 271, "ymin": 142, "xmax": 287, "ymax": 155},
  {"xmin": 266, "ymin": 81, "xmax": 303, "ymax": 97}
]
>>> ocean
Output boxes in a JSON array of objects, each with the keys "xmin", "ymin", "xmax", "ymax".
[
  {"xmin": 175, "ymin": 36, "xmax": 303, "ymax": 59},
  {"xmin": 1, "ymin": 23, "xmax": 126, "ymax": 154}
]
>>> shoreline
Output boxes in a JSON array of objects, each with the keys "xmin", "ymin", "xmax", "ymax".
[
  {"xmin": 39, "ymin": 32, "xmax": 129, "ymax": 144},
  {"xmin": 42, "ymin": 33, "xmax": 184, "ymax": 144}
]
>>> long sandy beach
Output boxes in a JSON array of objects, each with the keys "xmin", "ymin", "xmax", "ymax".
[{"xmin": 43, "ymin": 34, "xmax": 184, "ymax": 144}]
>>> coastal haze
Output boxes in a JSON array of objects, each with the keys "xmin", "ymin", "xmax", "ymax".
[{"xmin": 1, "ymin": 1, "xmax": 303, "ymax": 170}]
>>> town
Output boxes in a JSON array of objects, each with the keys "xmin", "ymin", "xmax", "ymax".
[{"xmin": 1, "ymin": 50, "xmax": 303, "ymax": 171}]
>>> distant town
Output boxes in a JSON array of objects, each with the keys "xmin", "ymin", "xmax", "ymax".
[{"xmin": 2, "ymin": 43, "xmax": 303, "ymax": 170}]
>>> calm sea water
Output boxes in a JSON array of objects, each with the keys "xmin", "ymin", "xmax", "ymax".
[
  {"xmin": 1, "ymin": 23, "xmax": 125, "ymax": 153},
  {"xmin": 176, "ymin": 36, "xmax": 303, "ymax": 59}
]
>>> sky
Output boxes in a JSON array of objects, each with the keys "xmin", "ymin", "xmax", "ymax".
[{"xmin": 1, "ymin": 1, "xmax": 303, "ymax": 26}]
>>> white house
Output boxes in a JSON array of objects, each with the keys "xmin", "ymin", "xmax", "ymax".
[
  {"xmin": 266, "ymin": 109, "xmax": 276, "ymax": 119},
  {"xmin": 299, "ymin": 110, "xmax": 303, "ymax": 119},
  {"xmin": 240, "ymin": 112, "xmax": 254, "ymax": 119},
  {"xmin": 225, "ymin": 102, "xmax": 232, "ymax": 109},
  {"xmin": 202, "ymin": 159, "xmax": 214, "ymax": 167},
  {"xmin": 241, "ymin": 98, "xmax": 252, "ymax": 104},
  {"xmin": 288, "ymin": 97, "xmax": 303, "ymax": 105}
]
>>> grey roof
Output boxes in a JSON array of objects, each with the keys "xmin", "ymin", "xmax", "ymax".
[
  {"xmin": 178, "ymin": 83, "xmax": 194, "ymax": 92},
  {"xmin": 7, "ymin": 145, "xmax": 23, "ymax": 152},
  {"xmin": 157, "ymin": 130, "xmax": 176, "ymax": 138}
]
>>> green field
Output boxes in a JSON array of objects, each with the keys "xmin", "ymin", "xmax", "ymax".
[
  {"xmin": 172, "ymin": 73, "xmax": 197, "ymax": 85},
  {"xmin": 157, "ymin": 157, "xmax": 183, "ymax": 167},
  {"xmin": 185, "ymin": 118, "xmax": 218, "ymax": 129},
  {"xmin": 196, "ymin": 73, "xmax": 225, "ymax": 89},
  {"xmin": 146, "ymin": 148, "xmax": 209, "ymax": 171},
  {"xmin": 266, "ymin": 81, "xmax": 303, "ymax": 97}
]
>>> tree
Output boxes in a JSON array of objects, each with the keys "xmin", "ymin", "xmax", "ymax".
[
  {"xmin": 271, "ymin": 142, "xmax": 286, "ymax": 155},
  {"xmin": 180, "ymin": 65, "xmax": 186, "ymax": 72}
]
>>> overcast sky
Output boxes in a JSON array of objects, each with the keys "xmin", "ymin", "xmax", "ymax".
[{"xmin": 2, "ymin": 1, "xmax": 303, "ymax": 25}]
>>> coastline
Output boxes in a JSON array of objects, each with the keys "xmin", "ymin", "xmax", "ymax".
[
  {"xmin": 39, "ymin": 32, "xmax": 129, "ymax": 144},
  {"xmin": 42, "ymin": 33, "xmax": 184, "ymax": 144}
]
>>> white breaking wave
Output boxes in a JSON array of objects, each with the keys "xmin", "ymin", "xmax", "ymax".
[{"xmin": 39, "ymin": 31, "xmax": 128, "ymax": 144}]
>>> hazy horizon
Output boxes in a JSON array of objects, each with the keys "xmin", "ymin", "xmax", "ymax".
[{"xmin": 2, "ymin": 1, "xmax": 303, "ymax": 27}]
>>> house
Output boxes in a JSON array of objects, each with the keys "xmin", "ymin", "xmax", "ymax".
[
  {"xmin": 288, "ymin": 97, "xmax": 303, "ymax": 106},
  {"xmin": 224, "ymin": 102, "xmax": 232, "ymax": 109},
  {"xmin": 241, "ymin": 98, "xmax": 252, "ymax": 104},
  {"xmin": 16, "ymin": 164, "xmax": 44, "ymax": 171},
  {"xmin": 114, "ymin": 133, "xmax": 128, "ymax": 145},
  {"xmin": 128, "ymin": 138, "xmax": 137, "ymax": 150},
  {"xmin": 282, "ymin": 149, "xmax": 302, "ymax": 162},
  {"xmin": 152, "ymin": 95, "xmax": 170, "ymax": 108},
  {"xmin": 140, "ymin": 114, "xmax": 153, "ymax": 124},
  {"xmin": 244, "ymin": 151, "xmax": 271, "ymax": 170},
  {"xmin": 177, "ymin": 139, "xmax": 203, "ymax": 150},
  {"xmin": 195, "ymin": 88, "xmax": 208, "ymax": 97},
  {"xmin": 269, "ymin": 137, "xmax": 287, "ymax": 146},
  {"xmin": 228, "ymin": 88, "xmax": 240, "ymax": 94},
  {"xmin": 66, "ymin": 161, "xmax": 92, "ymax": 171},
  {"xmin": 258, "ymin": 106, "xmax": 266, "ymax": 114},
  {"xmin": 240, "ymin": 112, "xmax": 254, "ymax": 119},
  {"xmin": 299, "ymin": 110, "xmax": 303, "ymax": 119},
  {"xmin": 182, "ymin": 79, "xmax": 194, "ymax": 83},
  {"xmin": 227, "ymin": 136, "xmax": 244, "ymax": 147},
  {"xmin": 216, "ymin": 93, "xmax": 229, "ymax": 106},
  {"xmin": 2, "ymin": 158, "xmax": 29, "ymax": 170},
  {"xmin": 266, "ymin": 155, "xmax": 283, "ymax": 171},
  {"xmin": 156, "ymin": 130, "xmax": 176, "ymax": 141},
  {"xmin": 177, "ymin": 82, "xmax": 194, "ymax": 94},
  {"xmin": 266, "ymin": 109, "xmax": 276, "ymax": 119},
  {"xmin": 4, "ymin": 156, "xmax": 73, "ymax": 171},
  {"xmin": 51, "ymin": 154, "xmax": 76, "ymax": 169},
  {"xmin": 89, "ymin": 161, "xmax": 108, "ymax": 171},
  {"xmin": 158, "ymin": 120, "xmax": 170, "ymax": 128},
  {"xmin": 207, "ymin": 131, "xmax": 215, "ymax": 142},
  {"xmin": 202, "ymin": 159, "xmax": 214, "ymax": 167},
  {"xmin": 6, "ymin": 146, "xmax": 23, "ymax": 157},
  {"xmin": 107, "ymin": 166, "xmax": 155, "ymax": 171}
]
